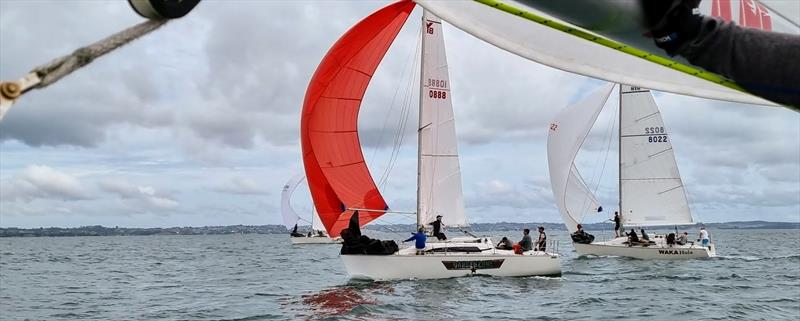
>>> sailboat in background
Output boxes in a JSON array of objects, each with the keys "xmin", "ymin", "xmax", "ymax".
[
  {"xmin": 547, "ymin": 83, "xmax": 716, "ymax": 259},
  {"xmin": 301, "ymin": 1, "xmax": 560, "ymax": 280},
  {"xmin": 281, "ymin": 174, "xmax": 341, "ymax": 244}
]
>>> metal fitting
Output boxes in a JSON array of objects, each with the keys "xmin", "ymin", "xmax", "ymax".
[{"xmin": 0, "ymin": 82, "xmax": 21, "ymax": 100}]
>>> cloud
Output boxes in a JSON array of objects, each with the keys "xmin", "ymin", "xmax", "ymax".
[
  {"xmin": 0, "ymin": 165, "xmax": 93, "ymax": 202},
  {"xmin": 0, "ymin": 1, "xmax": 797, "ymax": 228},
  {"xmin": 212, "ymin": 176, "xmax": 268, "ymax": 195},
  {"xmin": 98, "ymin": 180, "xmax": 178, "ymax": 209}
]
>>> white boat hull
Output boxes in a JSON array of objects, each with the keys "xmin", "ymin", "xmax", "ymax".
[
  {"xmin": 341, "ymin": 242, "xmax": 561, "ymax": 280},
  {"xmin": 290, "ymin": 236, "xmax": 342, "ymax": 245},
  {"xmin": 574, "ymin": 237, "xmax": 715, "ymax": 260}
]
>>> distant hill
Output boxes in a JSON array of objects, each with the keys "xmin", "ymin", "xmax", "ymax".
[{"xmin": 1, "ymin": 221, "xmax": 798, "ymax": 237}]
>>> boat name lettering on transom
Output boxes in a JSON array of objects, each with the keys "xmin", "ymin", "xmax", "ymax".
[
  {"xmin": 657, "ymin": 249, "xmax": 694, "ymax": 255},
  {"xmin": 442, "ymin": 259, "xmax": 504, "ymax": 270}
]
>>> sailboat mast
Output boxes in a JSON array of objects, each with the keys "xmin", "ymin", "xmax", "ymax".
[
  {"xmin": 415, "ymin": 13, "xmax": 426, "ymax": 228},
  {"xmin": 618, "ymin": 84, "xmax": 623, "ymax": 222}
]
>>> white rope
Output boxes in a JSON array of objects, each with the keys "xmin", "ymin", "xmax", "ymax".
[{"xmin": 31, "ymin": 19, "xmax": 168, "ymax": 88}]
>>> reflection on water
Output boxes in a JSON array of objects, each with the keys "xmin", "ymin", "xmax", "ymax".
[{"xmin": 301, "ymin": 282, "xmax": 393, "ymax": 318}]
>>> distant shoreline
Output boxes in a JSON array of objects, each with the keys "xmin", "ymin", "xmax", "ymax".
[{"xmin": 1, "ymin": 221, "xmax": 797, "ymax": 237}]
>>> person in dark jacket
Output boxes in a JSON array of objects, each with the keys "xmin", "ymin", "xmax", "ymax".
[
  {"xmin": 640, "ymin": 228, "xmax": 650, "ymax": 243},
  {"xmin": 641, "ymin": 0, "xmax": 800, "ymax": 109},
  {"xmin": 290, "ymin": 224, "xmax": 304, "ymax": 237},
  {"xmin": 627, "ymin": 229, "xmax": 640, "ymax": 245},
  {"xmin": 610, "ymin": 212, "xmax": 622, "ymax": 237},
  {"xmin": 428, "ymin": 215, "xmax": 447, "ymax": 240},
  {"xmin": 403, "ymin": 226, "xmax": 428, "ymax": 255},
  {"xmin": 496, "ymin": 237, "xmax": 513, "ymax": 250},
  {"xmin": 535, "ymin": 226, "xmax": 547, "ymax": 251}
]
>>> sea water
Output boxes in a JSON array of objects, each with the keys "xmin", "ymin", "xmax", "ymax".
[{"xmin": 1, "ymin": 229, "xmax": 798, "ymax": 320}]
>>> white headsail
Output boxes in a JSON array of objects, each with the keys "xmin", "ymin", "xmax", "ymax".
[
  {"xmin": 414, "ymin": 0, "xmax": 780, "ymax": 106},
  {"xmin": 547, "ymin": 83, "xmax": 614, "ymax": 234},
  {"xmin": 280, "ymin": 174, "xmax": 305, "ymax": 229},
  {"xmin": 417, "ymin": 10, "xmax": 468, "ymax": 228},
  {"xmin": 619, "ymin": 85, "xmax": 693, "ymax": 226}
]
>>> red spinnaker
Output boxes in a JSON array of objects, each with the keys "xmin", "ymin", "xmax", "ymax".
[{"xmin": 301, "ymin": 0, "xmax": 415, "ymax": 237}]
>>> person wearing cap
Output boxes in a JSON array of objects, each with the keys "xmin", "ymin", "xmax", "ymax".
[
  {"xmin": 428, "ymin": 215, "xmax": 447, "ymax": 240},
  {"xmin": 535, "ymin": 226, "xmax": 547, "ymax": 251}
]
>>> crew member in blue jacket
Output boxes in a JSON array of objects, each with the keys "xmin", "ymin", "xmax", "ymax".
[{"xmin": 403, "ymin": 226, "xmax": 428, "ymax": 255}]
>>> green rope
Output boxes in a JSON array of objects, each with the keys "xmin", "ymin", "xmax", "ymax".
[{"xmin": 473, "ymin": 0, "xmax": 748, "ymax": 92}]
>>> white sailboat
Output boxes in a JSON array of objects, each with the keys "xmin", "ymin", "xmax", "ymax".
[
  {"xmin": 281, "ymin": 174, "xmax": 341, "ymax": 245},
  {"xmin": 547, "ymin": 83, "xmax": 715, "ymax": 259},
  {"xmin": 338, "ymin": 10, "xmax": 561, "ymax": 280}
]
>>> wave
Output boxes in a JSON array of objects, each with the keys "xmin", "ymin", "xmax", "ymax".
[{"xmin": 714, "ymin": 254, "xmax": 800, "ymax": 261}]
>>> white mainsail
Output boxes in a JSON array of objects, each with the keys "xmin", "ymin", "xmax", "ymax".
[
  {"xmin": 414, "ymin": 0, "xmax": 779, "ymax": 107},
  {"xmin": 619, "ymin": 85, "xmax": 693, "ymax": 226},
  {"xmin": 280, "ymin": 174, "xmax": 305, "ymax": 229},
  {"xmin": 547, "ymin": 83, "xmax": 614, "ymax": 234},
  {"xmin": 547, "ymin": 83, "xmax": 695, "ymax": 232},
  {"xmin": 417, "ymin": 10, "xmax": 467, "ymax": 228}
]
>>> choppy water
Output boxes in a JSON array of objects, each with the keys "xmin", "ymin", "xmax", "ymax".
[{"xmin": 1, "ymin": 229, "xmax": 798, "ymax": 320}]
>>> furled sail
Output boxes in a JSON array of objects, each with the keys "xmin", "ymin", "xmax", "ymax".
[
  {"xmin": 301, "ymin": 0, "xmax": 415, "ymax": 238},
  {"xmin": 547, "ymin": 83, "xmax": 614, "ymax": 234},
  {"xmin": 414, "ymin": 0, "xmax": 792, "ymax": 107},
  {"xmin": 280, "ymin": 174, "xmax": 305, "ymax": 229},
  {"xmin": 417, "ymin": 11, "xmax": 468, "ymax": 228},
  {"xmin": 619, "ymin": 85, "xmax": 694, "ymax": 226}
]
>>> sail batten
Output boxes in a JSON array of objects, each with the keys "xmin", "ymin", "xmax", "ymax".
[{"xmin": 301, "ymin": 0, "xmax": 415, "ymax": 238}]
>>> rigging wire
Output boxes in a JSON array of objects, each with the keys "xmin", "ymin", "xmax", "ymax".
[
  {"xmin": 376, "ymin": 33, "xmax": 420, "ymax": 188},
  {"xmin": 578, "ymin": 88, "xmax": 619, "ymax": 224},
  {"xmin": 369, "ymin": 32, "xmax": 422, "ymax": 166}
]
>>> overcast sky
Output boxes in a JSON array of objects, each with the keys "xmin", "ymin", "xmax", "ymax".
[{"xmin": 1, "ymin": 1, "xmax": 798, "ymax": 228}]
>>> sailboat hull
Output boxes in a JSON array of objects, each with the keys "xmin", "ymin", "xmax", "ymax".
[
  {"xmin": 290, "ymin": 236, "xmax": 342, "ymax": 245},
  {"xmin": 574, "ymin": 237, "xmax": 715, "ymax": 260},
  {"xmin": 341, "ymin": 245, "xmax": 561, "ymax": 280}
]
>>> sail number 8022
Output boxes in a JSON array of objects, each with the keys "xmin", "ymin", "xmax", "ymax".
[
  {"xmin": 644, "ymin": 127, "xmax": 665, "ymax": 134},
  {"xmin": 648, "ymin": 135, "xmax": 668, "ymax": 143}
]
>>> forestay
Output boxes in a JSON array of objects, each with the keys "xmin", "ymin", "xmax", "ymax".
[
  {"xmin": 619, "ymin": 85, "xmax": 693, "ymax": 226},
  {"xmin": 417, "ymin": 11, "xmax": 468, "ymax": 228},
  {"xmin": 547, "ymin": 83, "xmax": 614, "ymax": 234},
  {"xmin": 414, "ymin": 0, "xmax": 779, "ymax": 106}
]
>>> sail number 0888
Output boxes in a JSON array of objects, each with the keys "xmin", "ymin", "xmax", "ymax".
[{"xmin": 429, "ymin": 90, "xmax": 447, "ymax": 99}]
